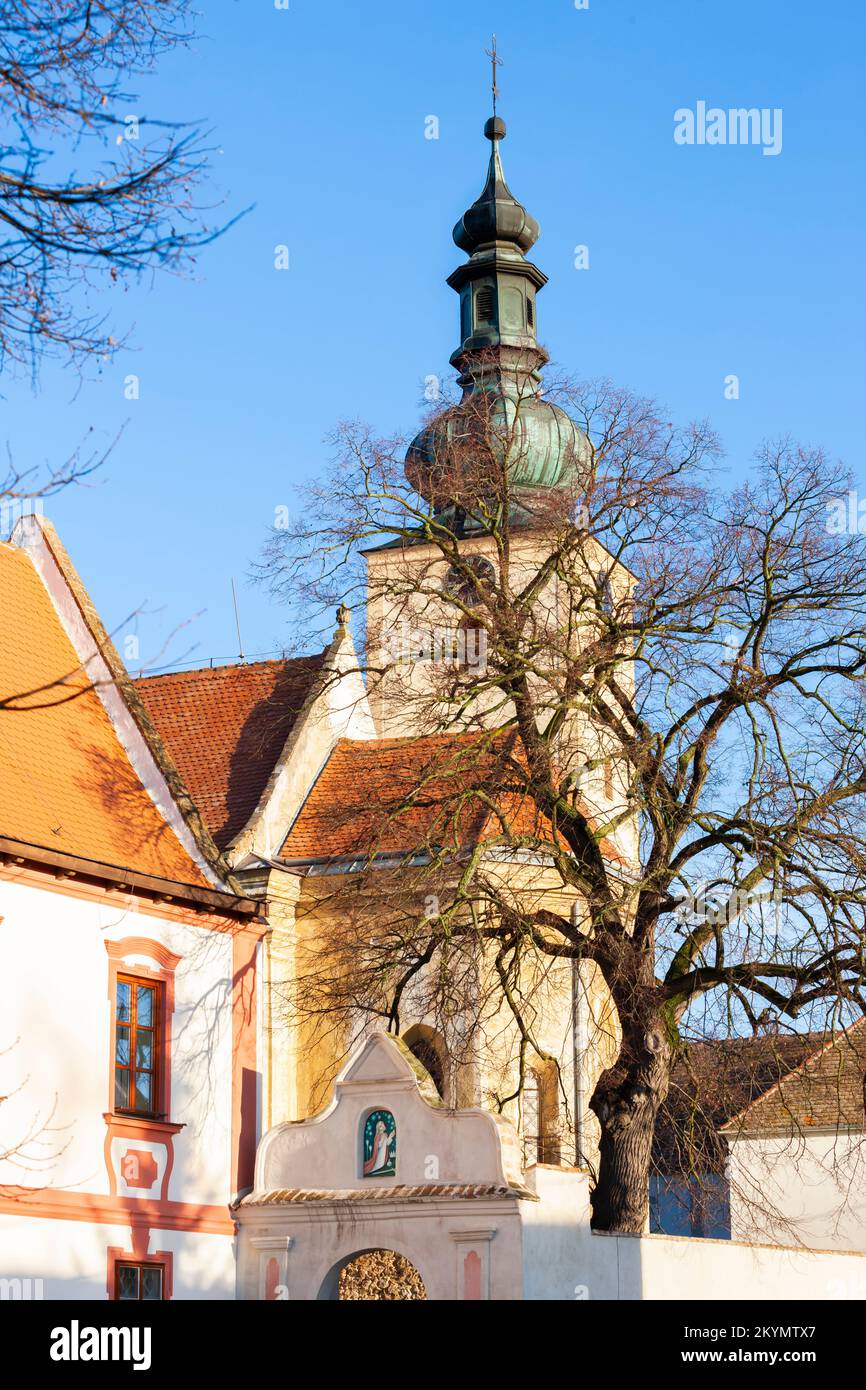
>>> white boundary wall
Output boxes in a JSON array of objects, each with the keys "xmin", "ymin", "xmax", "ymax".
[{"xmin": 523, "ymin": 1169, "xmax": 866, "ymax": 1300}]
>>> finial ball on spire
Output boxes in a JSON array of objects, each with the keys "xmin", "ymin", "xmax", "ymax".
[{"xmin": 484, "ymin": 115, "xmax": 506, "ymax": 141}]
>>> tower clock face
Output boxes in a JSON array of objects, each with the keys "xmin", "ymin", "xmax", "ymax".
[{"xmin": 443, "ymin": 556, "xmax": 495, "ymax": 604}]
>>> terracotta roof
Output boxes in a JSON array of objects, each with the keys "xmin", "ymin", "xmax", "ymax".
[
  {"xmin": 137, "ymin": 655, "xmax": 325, "ymax": 849},
  {"xmin": 281, "ymin": 730, "xmax": 623, "ymax": 863},
  {"xmin": 236, "ymin": 1182, "xmax": 534, "ymax": 1206},
  {"xmin": 652, "ymin": 1032, "xmax": 847, "ymax": 1176},
  {"xmin": 0, "ymin": 543, "xmax": 211, "ymax": 887},
  {"xmin": 720, "ymin": 1020, "xmax": 866, "ymax": 1136}
]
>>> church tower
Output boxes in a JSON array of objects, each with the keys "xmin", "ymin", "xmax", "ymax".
[
  {"xmin": 405, "ymin": 113, "xmax": 590, "ymax": 514},
  {"xmin": 365, "ymin": 113, "xmax": 607, "ymax": 743}
]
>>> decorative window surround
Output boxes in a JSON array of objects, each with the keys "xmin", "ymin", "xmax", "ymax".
[
  {"xmin": 104, "ymin": 938, "xmax": 184, "ymax": 1203},
  {"xmin": 107, "ymin": 1229, "xmax": 173, "ymax": 1301}
]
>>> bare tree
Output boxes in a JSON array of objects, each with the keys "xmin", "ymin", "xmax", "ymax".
[
  {"xmin": 0, "ymin": 424, "xmax": 119, "ymax": 536},
  {"xmin": 0, "ymin": 0, "xmax": 237, "ymax": 374},
  {"xmin": 262, "ymin": 372, "xmax": 866, "ymax": 1234},
  {"xmin": 0, "ymin": 1040, "xmax": 68, "ymax": 1189}
]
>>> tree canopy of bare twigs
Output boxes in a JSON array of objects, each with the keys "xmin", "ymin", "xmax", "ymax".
[
  {"xmin": 0, "ymin": 0, "xmax": 237, "ymax": 374},
  {"xmin": 262, "ymin": 369, "xmax": 866, "ymax": 1233}
]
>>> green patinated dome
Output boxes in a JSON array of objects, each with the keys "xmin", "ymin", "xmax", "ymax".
[
  {"xmin": 406, "ymin": 116, "xmax": 589, "ymax": 511},
  {"xmin": 406, "ymin": 389, "xmax": 590, "ymax": 501}
]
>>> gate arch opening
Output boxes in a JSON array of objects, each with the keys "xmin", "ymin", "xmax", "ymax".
[{"xmin": 318, "ymin": 1248, "xmax": 427, "ymax": 1301}]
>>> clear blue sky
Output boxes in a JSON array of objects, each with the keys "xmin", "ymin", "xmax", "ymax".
[{"xmin": 3, "ymin": 0, "xmax": 864, "ymax": 670}]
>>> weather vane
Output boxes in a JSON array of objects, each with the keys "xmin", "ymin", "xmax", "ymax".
[{"xmin": 485, "ymin": 33, "xmax": 503, "ymax": 116}]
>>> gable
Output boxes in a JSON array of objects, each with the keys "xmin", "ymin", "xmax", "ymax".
[
  {"xmin": 137, "ymin": 655, "xmax": 326, "ymax": 849},
  {"xmin": 652, "ymin": 1033, "xmax": 825, "ymax": 1176},
  {"xmin": 251, "ymin": 1031, "xmax": 525, "ymax": 1195},
  {"xmin": 340, "ymin": 1031, "xmax": 443, "ymax": 1107},
  {"xmin": 340, "ymin": 1032, "xmax": 418, "ymax": 1085},
  {"xmin": 0, "ymin": 539, "xmax": 214, "ymax": 888}
]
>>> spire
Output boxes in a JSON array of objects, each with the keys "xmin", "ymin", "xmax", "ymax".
[
  {"xmin": 486, "ymin": 32, "xmax": 502, "ymax": 118},
  {"xmin": 403, "ymin": 54, "xmax": 591, "ymax": 514},
  {"xmin": 446, "ymin": 62, "xmax": 548, "ymax": 393},
  {"xmin": 452, "ymin": 118, "xmax": 540, "ymax": 258}
]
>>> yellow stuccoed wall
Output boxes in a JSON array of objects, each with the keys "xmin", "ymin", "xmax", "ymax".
[{"xmin": 241, "ymin": 859, "xmax": 621, "ymax": 1175}]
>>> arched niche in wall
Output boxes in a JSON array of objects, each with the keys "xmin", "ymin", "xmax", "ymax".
[
  {"xmin": 360, "ymin": 1107, "xmax": 397, "ymax": 1178},
  {"xmin": 403, "ymin": 1023, "xmax": 448, "ymax": 1102}
]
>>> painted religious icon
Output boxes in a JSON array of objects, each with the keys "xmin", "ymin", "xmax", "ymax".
[{"xmin": 362, "ymin": 1109, "xmax": 397, "ymax": 1177}]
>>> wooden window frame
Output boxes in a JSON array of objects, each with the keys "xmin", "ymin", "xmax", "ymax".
[
  {"xmin": 105, "ymin": 941, "xmax": 180, "ymax": 1125},
  {"xmin": 114, "ymin": 1259, "xmax": 166, "ymax": 1302},
  {"xmin": 114, "ymin": 973, "xmax": 162, "ymax": 1119}
]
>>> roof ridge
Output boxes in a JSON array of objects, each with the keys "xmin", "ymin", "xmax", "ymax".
[
  {"xmin": 137, "ymin": 641, "xmax": 332, "ymax": 852},
  {"xmin": 136, "ymin": 652, "xmax": 324, "ymax": 683},
  {"xmin": 681, "ymin": 1030, "xmax": 826, "ymax": 1055}
]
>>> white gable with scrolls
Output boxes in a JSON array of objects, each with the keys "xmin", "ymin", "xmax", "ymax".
[
  {"xmin": 254, "ymin": 1032, "xmax": 524, "ymax": 1194},
  {"xmin": 236, "ymin": 1031, "xmax": 547, "ymax": 1301}
]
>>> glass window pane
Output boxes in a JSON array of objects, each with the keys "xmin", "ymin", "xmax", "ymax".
[
  {"xmin": 141, "ymin": 1267, "xmax": 163, "ymax": 1301},
  {"xmin": 114, "ymin": 1067, "xmax": 130, "ymax": 1109},
  {"xmin": 134, "ymin": 1071, "xmax": 153, "ymax": 1112},
  {"xmin": 136, "ymin": 985, "xmax": 154, "ymax": 1028},
  {"xmin": 117, "ymin": 1265, "xmax": 139, "ymax": 1300},
  {"xmin": 116, "ymin": 981, "xmax": 131, "ymax": 1023},
  {"xmin": 135, "ymin": 1032, "xmax": 153, "ymax": 1070},
  {"xmin": 115, "ymin": 1025, "xmax": 130, "ymax": 1065}
]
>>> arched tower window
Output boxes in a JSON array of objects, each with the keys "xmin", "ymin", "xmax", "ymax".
[
  {"xmin": 596, "ymin": 568, "xmax": 615, "ymax": 614},
  {"xmin": 403, "ymin": 1025, "xmax": 447, "ymax": 1100},
  {"xmin": 453, "ymin": 612, "xmax": 486, "ymax": 672},
  {"xmin": 522, "ymin": 1062, "xmax": 560, "ymax": 1166},
  {"xmin": 443, "ymin": 558, "xmax": 494, "ymax": 674}
]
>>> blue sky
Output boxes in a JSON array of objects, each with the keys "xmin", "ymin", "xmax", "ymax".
[{"xmin": 3, "ymin": 0, "xmax": 864, "ymax": 670}]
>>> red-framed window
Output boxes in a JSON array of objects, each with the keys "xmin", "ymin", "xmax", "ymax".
[
  {"xmin": 114, "ymin": 976, "xmax": 161, "ymax": 1116},
  {"xmin": 115, "ymin": 1261, "xmax": 165, "ymax": 1301}
]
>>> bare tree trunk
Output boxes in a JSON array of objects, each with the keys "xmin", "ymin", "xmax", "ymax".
[{"xmin": 590, "ymin": 1024, "xmax": 672, "ymax": 1233}]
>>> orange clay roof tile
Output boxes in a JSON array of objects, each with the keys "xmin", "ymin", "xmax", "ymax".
[
  {"xmin": 281, "ymin": 730, "xmax": 623, "ymax": 863},
  {"xmin": 0, "ymin": 544, "xmax": 210, "ymax": 886},
  {"xmin": 720, "ymin": 1019, "xmax": 866, "ymax": 1135},
  {"xmin": 237, "ymin": 1183, "xmax": 534, "ymax": 1205},
  {"xmin": 137, "ymin": 655, "xmax": 325, "ymax": 849}
]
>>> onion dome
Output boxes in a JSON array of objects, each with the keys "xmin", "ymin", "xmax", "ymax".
[{"xmin": 452, "ymin": 117, "xmax": 541, "ymax": 256}]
